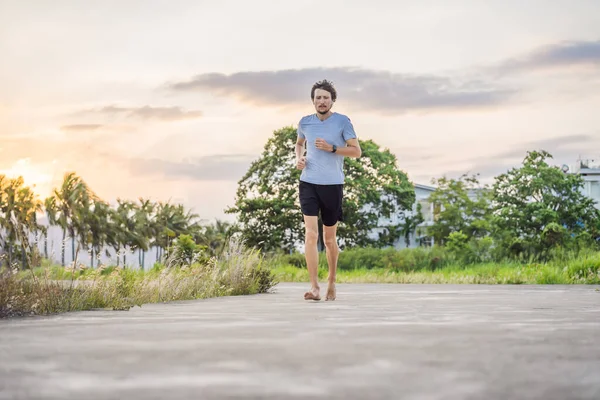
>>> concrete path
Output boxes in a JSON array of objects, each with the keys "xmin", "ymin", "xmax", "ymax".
[{"xmin": 1, "ymin": 283, "xmax": 599, "ymax": 400}]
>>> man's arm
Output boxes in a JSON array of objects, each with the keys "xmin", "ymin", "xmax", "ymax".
[
  {"xmin": 339, "ymin": 138, "xmax": 361, "ymax": 158},
  {"xmin": 295, "ymin": 137, "xmax": 307, "ymax": 170},
  {"xmin": 296, "ymin": 137, "xmax": 306, "ymax": 160},
  {"xmin": 315, "ymin": 138, "xmax": 361, "ymax": 158}
]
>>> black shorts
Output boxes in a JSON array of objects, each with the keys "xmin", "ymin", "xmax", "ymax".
[{"xmin": 299, "ymin": 180, "xmax": 344, "ymax": 226}]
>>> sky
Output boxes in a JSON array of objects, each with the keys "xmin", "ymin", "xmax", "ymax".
[{"xmin": 1, "ymin": 0, "xmax": 600, "ymax": 224}]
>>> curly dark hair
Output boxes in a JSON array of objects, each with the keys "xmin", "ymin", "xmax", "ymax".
[{"xmin": 311, "ymin": 79, "xmax": 337, "ymax": 102}]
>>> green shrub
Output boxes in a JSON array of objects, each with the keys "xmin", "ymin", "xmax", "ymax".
[
  {"xmin": 446, "ymin": 231, "xmax": 470, "ymax": 263},
  {"xmin": 535, "ymin": 266, "xmax": 564, "ymax": 284},
  {"xmin": 446, "ymin": 231, "xmax": 469, "ymax": 254},
  {"xmin": 275, "ymin": 251, "xmax": 329, "ymax": 269},
  {"xmin": 166, "ymin": 234, "xmax": 210, "ymax": 267},
  {"xmin": 565, "ymin": 254, "xmax": 600, "ymax": 283},
  {"xmin": 281, "ymin": 252, "xmax": 307, "ymax": 268},
  {"xmin": 274, "ymin": 246, "xmax": 450, "ymax": 272},
  {"xmin": 337, "ymin": 247, "xmax": 388, "ymax": 270},
  {"xmin": 468, "ymin": 236, "xmax": 494, "ymax": 264},
  {"xmin": 542, "ymin": 222, "xmax": 568, "ymax": 248}
]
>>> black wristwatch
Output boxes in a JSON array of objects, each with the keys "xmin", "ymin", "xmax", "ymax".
[{"xmin": 331, "ymin": 145, "xmax": 337, "ymax": 153}]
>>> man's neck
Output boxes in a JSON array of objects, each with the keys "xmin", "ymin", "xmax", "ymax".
[{"xmin": 316, "ymin": 111, "xmax": 333, "ymax": 121}]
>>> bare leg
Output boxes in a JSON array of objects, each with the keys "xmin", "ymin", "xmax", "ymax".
[
  {"xmin": 303, "ymin": 215, "xmax": 320, "ymax": 300},
  {"xmin": 323, "ymin": 223, "xmax": 339, "ymax": 301}
]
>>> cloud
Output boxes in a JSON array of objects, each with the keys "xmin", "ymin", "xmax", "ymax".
[
  {"xmin": 498, "ymin": 40, "xmax": 600, "ymax": 72},
  {"xmin": 80, "ymin": 105, "xmax": 203, "ymax": 121},
  {"xmin": 126, "ymin": 154, "xmax": 256, "ymax": 181},
  {"xmin": 60, "ymin": 124, "xmax": 103, "ymax": 132},
  {"xmin": 166, "ymin": 40, "xmax": 600, "ymax": 114},
  {"xmin": 167, "ymin": 67, "xmax": 516, "ymax": 114}
]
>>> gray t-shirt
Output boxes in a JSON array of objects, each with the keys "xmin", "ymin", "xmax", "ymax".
[{"xmin": 297, "ymin": 112, "xmax": 357, "ymax": 185}]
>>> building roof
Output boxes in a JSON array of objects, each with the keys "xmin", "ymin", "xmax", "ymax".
[{"xmin": 414, "ymin": 183, "xmax": 436, "ymax": 191}]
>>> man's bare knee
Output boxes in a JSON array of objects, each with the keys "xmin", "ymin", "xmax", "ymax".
[
  {"xmin": 324, "ymin": 234, "xmax": 337, "ymax": 250},
  {"xmin": 305, "ymin": 229, "xmax": 319, "ymax": 245}
]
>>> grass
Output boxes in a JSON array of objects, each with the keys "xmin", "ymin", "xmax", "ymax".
[
  {"xmin": 0, "ymin": 238, "xmax": 277, "ymax": 318},
  {"xmin": 3, "ymin": 242, "xmax": 599, "ymax": 318},
  {"xmin": 270, "ymin": 251, "xmax": 600, "ymax": 285}
]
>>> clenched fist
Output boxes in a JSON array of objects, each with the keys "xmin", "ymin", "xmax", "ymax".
[
  {"xmin": 315, "ymin": 138, "xmax": 333, "ymax": 152},
  {"xmin": 296, "ymin": 156, "xmax": 306, "ymax": 170}
]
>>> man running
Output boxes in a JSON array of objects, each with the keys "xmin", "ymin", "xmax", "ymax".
[{"xmin": 295, "ymin": 79, "xmax": 362, "ymax": 301}]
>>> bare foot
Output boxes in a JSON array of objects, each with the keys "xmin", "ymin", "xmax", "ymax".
[
  {"xmin": 325, "ymin": 284, "xmax": 336, "ymax": 301},
  {"xmin": 304, "ymin": 287, "xmax": 321, "ymax": 301}
]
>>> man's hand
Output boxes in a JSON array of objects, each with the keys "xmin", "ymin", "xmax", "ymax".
[
  {"xmin": 315, "ymin": 138, "xmax": 333, "ymax": 152},
  {"xmin": 296, "ymin": 156, "xmax": 306, "ymax": 170}
]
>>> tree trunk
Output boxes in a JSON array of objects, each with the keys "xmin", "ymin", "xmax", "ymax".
[
  {"xmin": 71, "ymin": 235, "xmax": 76, "ymax": 265},
  {"xmin": 34, "ymin": 232, "xmax": 39, "ymax": 262},
  {"xmin": 61, "ymin": 229, "xmax": 66, "ymax": 267},
  {"xmin": 44, "ymin": 233, "xmax": 48, "ymax": 259},
  {"xmin": 8, "ymin": 244, "xmax": 12, "ymax": 267},
  {"xmin": 21, "ymin": 244, "xmax": 26, "ymax": 270},
  {"xmin": 91, "ymin": 248, "xmax": 95, "ymax": 269}
]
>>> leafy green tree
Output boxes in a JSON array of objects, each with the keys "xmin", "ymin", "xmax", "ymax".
[
  {"xmin": 226, "ymin": 126, "xmax": 416, "ymax": 252},
  {"xmin": 167, "ymin": 234, "xmax": 210, "ymax": 266},
  {"xmin": 491, "ymin": 150, "xmax": 599, "ymax": 257},
  {"xmin": 426, "ymin": 174, "xmax": 491, "ymax": 245}
]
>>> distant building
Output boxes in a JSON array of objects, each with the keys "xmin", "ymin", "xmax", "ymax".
[
  {"xmin": 378, "ymin": 156, "xmax": 600, "ymax": 249},
  {"xmin": 399, "ymin": 183, "xmax": 438, "ymax": 249},
  {"xmin": 369, "ymin": 183, "xmax": 438, "ymax": 249},
  {"xmin": 566, "ymin": 156, "xmax": 600, "ymax": 208}
]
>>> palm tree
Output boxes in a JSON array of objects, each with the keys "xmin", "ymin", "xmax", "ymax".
[
  {"xmin": 106, "ymin": 207, "xmax": 124, "ymax": 267},
  {"xmin": 154, "ymin": 201, "xmax": 200, "ymax": 261},
  {"xmin": 134, "ymin": 198, "xmax": 155, "ymax": 270},
  {"xmin": 196, "ymin": 219, "xmax": 233, "ymax": 256},
  {"xmin": 0, "ymin": 175, "xmax": 21, "ymax": 266},
  {"xmin": 49, "ymin": 172, "xmax": 95, "ymax": 266},
  {"xmin": 44, "ymin": 196, "xmax": 58, "ymax": 261},
  {"xmin": 82, "ymin": 199, "xmax": 111, "ymax": 268},
  {"xmin": 19, "ymin": 186, "xmax": 43, "ymax": 268},
  {"xmin": 0, "ymin": 176, "xmax": 43, "ymax": 269},
  {"xmin": 154, "ymin": 202, "xmax": 177, "ymax": 261},
  {"xmin": 112, "ymin": 199, "xmax": 144, "ymax": 268},
  {"xmin": 0, "ymin": 175, "xmax": 10, "ymax": 266},
  {"xmin": 39, "ymin": 225, "xmax": 49, "ymax": 260},
  {"xmin": 44, "ymin": 194, "xmax": 68, "ymax": 266}
]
